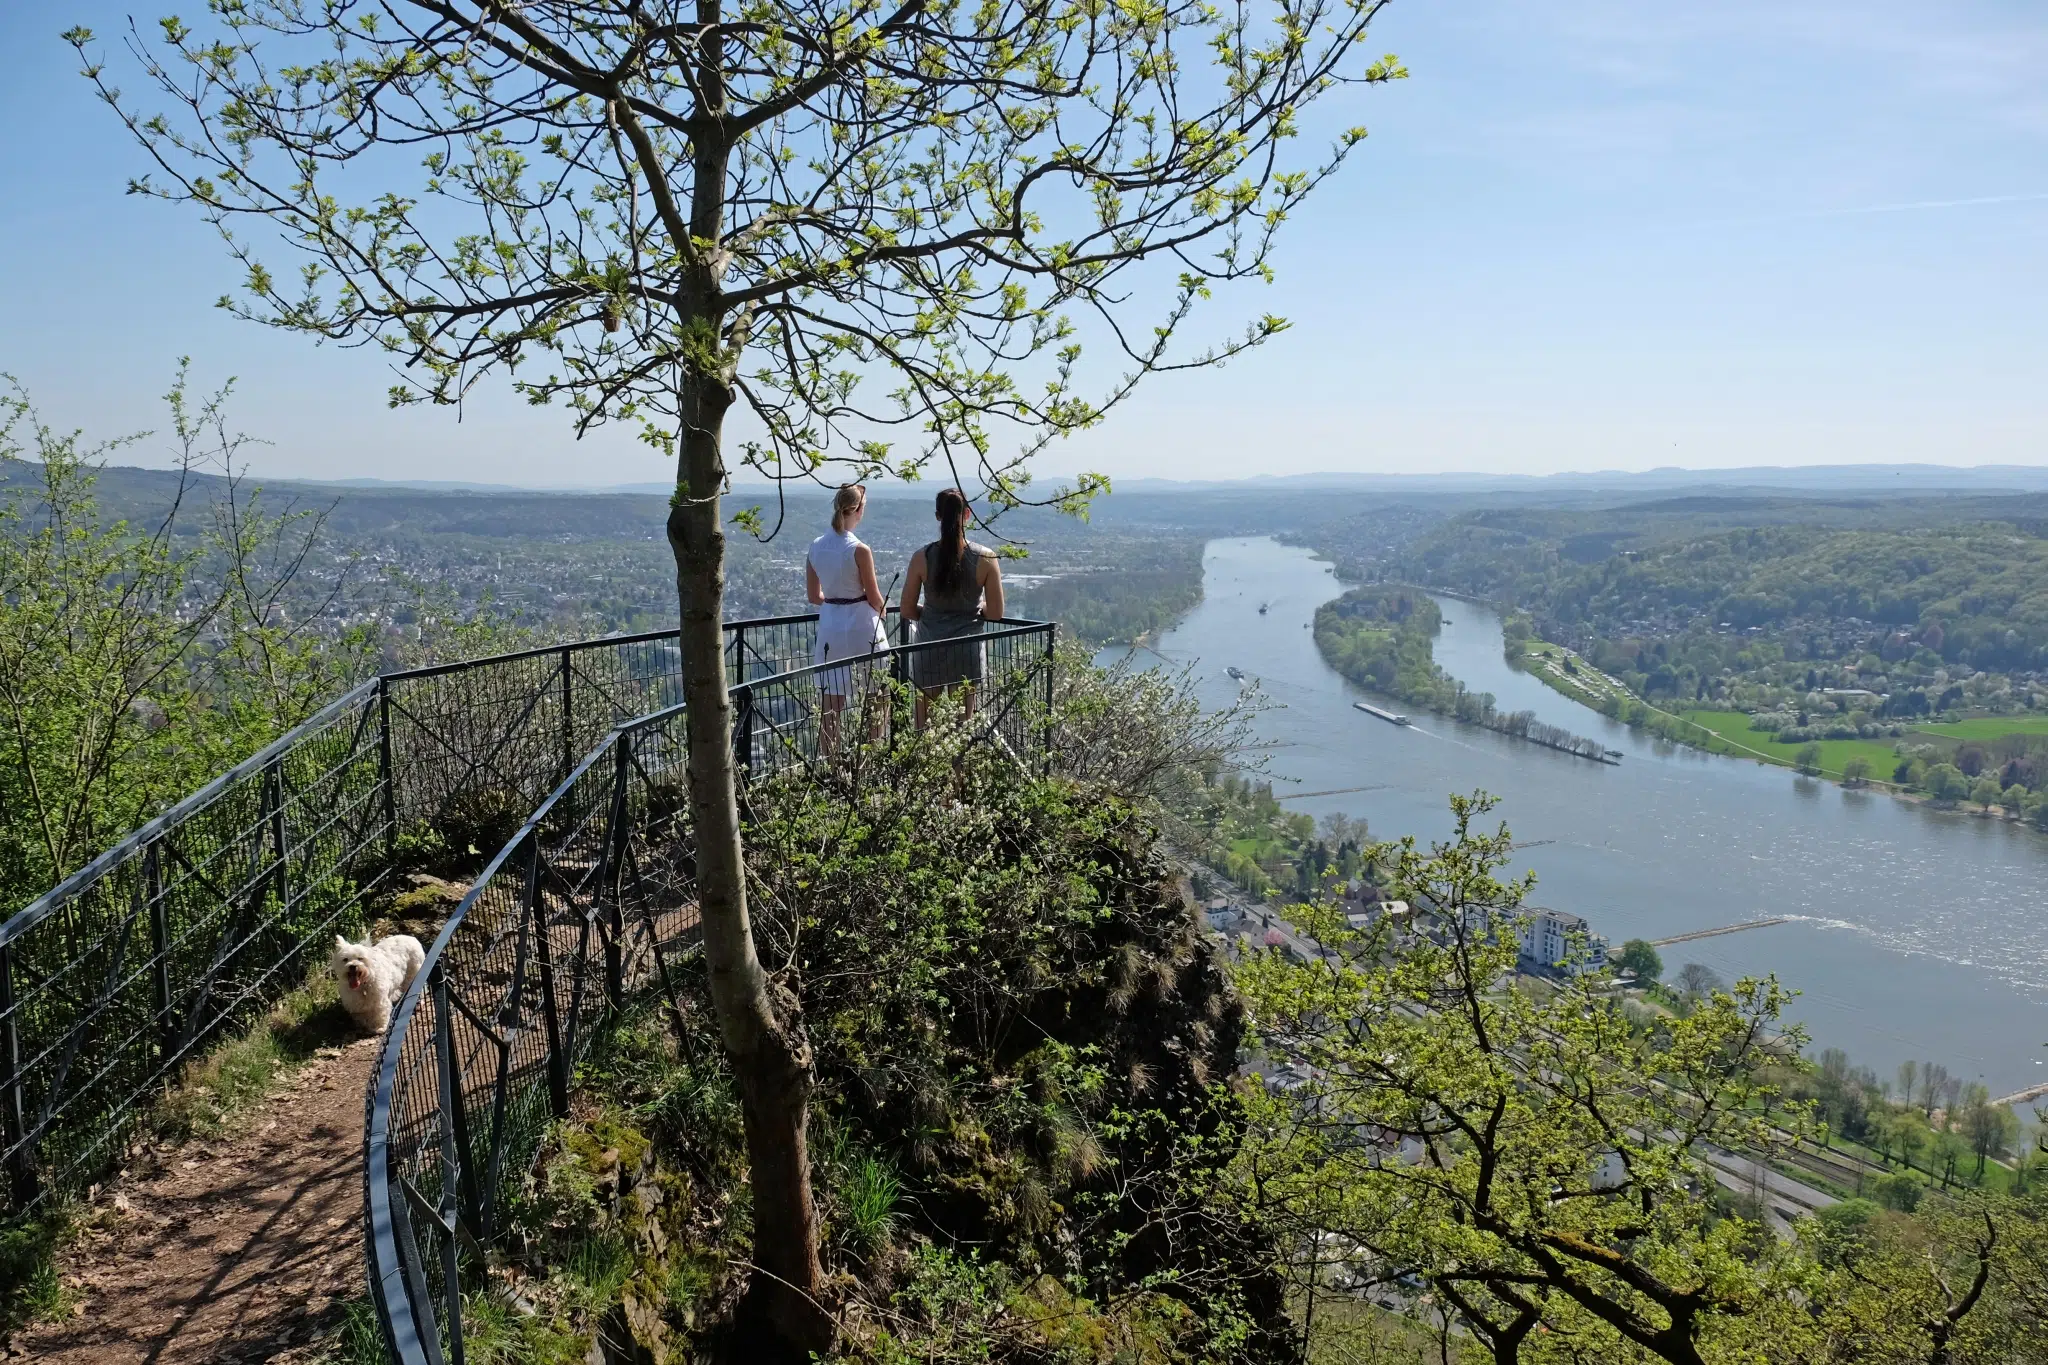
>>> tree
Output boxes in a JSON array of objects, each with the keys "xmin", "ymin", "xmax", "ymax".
[
  {"xmin": 81, "ymin": 2, "xmax": 1403, "ymax": 1343},
  {"xmin": 1895, "ymin": 1118, "xmax": 1928, "ymax": 1178},
  {"xmin": 1970, "ymin": 775, "xmax": 2004, "ymax": 811},
  {"xmin": 1921, "ymin": 1063, "xmax": 1955, "ymax": 1117},
  {"xmin": 1231, "ymin": 794, "xmax": 1829, "ymax": 1365},
  {"xmin": 1616, "ymin": 936, "xmax": 1663, "ymax": 983},
  {"xmin": 1795, "ymin": 741, "xmax": 1823, "ymax": 775},
  {"xmin": 1867, "ymin": 1171, "xmax": 1923, "ymax": 1213},
  {"xmin": 1961, "ymin": 1084, "xmax": 2016, "ymax": 1180},
  {"xmin": 1, "ymin": 370, "xmax": 369, "ymax": 911},
  {"xmin": 1842, "ymin": 756, "xmax": 1872, "ymax": 786},
  {"xmin": 1923, "ymin": 763, "xmax": 1969, "ymax": 803},
  {"xmin": 1676, "ymin": 961, "xmax": 1725, "ymax": 1000},
  {"xmin": 1812, "ymin": 1198, "xmax": 1880, "ymax": 1265}
]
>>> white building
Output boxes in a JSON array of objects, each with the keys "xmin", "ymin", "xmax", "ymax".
[
  {"xmin": 1343, "ymin": 898, "xmax": 1410, "ymax": 932},
  {"xmin": 1518, "ymin": 908, "xmax": 1609, "ymax": 975}
]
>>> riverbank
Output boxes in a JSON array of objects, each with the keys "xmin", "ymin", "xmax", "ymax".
[
  {"xmin": 1513, "ymin": 637, "xmax": 1833, "ymax": 770},
  {"xmin": 1511, "ymin": 636, "xmax": 2048, "ymax": 831}
]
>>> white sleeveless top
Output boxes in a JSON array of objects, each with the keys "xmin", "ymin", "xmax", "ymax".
[
  {"xmin": 808, "ymin": 530, "xmax": 867, "ymax": 601},
  {"xmin": 809, "ymin": 529, "xmax": 885, "ymax": 678}
]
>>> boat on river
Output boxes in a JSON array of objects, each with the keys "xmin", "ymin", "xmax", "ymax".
[
  {"xmin": 1226, "ymin": 666, "xmax": 1246, "ymax": 681},
  {"xmin": 1354, "ymin": 701, "xmax": 1411, "ymax": 726}
]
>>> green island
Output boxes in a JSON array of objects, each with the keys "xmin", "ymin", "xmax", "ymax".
[{"xmin": 1311, "ymin": 588, "xmax": 1616, "ymax": 761}]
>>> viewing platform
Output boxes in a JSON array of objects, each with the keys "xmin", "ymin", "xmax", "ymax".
[{"xmin": 0, "ymin": 610, "xmax": 1058, "ymax": 1365}]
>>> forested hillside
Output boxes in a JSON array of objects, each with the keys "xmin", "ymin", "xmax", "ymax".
[
  {"xmin": 1306, "ymin": 493, "xmax": 2048, "ymax": 811},
  {"xmin": 1408, "ymin": 513, "xmax": 2048, "ymax": 674}
]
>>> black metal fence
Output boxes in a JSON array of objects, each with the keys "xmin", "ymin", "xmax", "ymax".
[
  {"xmin": 0, "ymin": 680, "xmax": 385, "ymax": 1214},
  {"xmin": 0, "ymin": 618, "xmax": 805, "ymax": 1222},
  {"xmin": 364, "ymin": 619, "xmax": 1057, "ymax": 1365}
]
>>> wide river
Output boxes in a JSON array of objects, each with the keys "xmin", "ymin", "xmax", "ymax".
[{"xmin": 1116, "ymin": 537, "xmax": 2048, "ymax": 1100}]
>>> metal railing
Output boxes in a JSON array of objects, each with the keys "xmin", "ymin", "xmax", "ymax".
[
  {"xmin": 364, "ymin": 618, "xmax": 1057, "ymax": 1365},
  {"xmin": 0, "ymin": 617, "xmax": 813, "ymax": 1220}
]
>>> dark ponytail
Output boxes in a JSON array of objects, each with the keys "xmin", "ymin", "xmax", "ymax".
[{"xmin": 932, "ymin": 487, "xmax": 969, "ymax": 592}]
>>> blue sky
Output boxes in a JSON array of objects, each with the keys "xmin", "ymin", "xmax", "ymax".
[{"xmin": 2, "ymin": 0, "xmax": 2043, "ymax": 486}]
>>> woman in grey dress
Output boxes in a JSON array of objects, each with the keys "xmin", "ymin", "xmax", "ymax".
[{"xmin": 899, "ymin": 487, "xmax": 1004, "ymax": 726}]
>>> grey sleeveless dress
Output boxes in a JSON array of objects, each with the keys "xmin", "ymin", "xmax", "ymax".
[{"xmin": 912, "ymin": 540, "xmax": 991, "ymax": 688}]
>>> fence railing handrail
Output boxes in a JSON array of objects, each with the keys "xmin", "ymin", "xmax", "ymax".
[
  {"xmin": 363, "ymin": 711, "xmax": 634, "ymax": 1362},
  {"xmin": 0, "ymin": 678, "xmax": 383, "ymax": 949},
  {"xmin": 729, "ymin": 616, "xmax": 1054, "ymax": 697},
  {"xmin": 363, "ymin": 615, "xmax": 1057, "ymax": 1364},
  {"xmin": 0, "ymin": 613, "xmax": 832, "ymax": 946}
]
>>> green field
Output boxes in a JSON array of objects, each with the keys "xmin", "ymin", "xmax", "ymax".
[
  {"xmin": 1676, "ymin": 711, "xmax": 1904, "ymax": 782},
  {"xmin": 1910, "ymin": 715, "xmax": 2048, "ymax": 742},
  {"xmin": 1516, "ymin": 643, "xmax": 1939, "ymax": 785}
]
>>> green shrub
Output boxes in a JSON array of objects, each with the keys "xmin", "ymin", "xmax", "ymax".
[{"xmin": 1867, "ymin": 1171, "xmax": 1924, "ymax": 1213}]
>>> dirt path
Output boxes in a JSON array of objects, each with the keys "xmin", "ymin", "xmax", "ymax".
[{"xmin": 10, "ymin": 1036, "xmax": 380, "ymax": 1365}]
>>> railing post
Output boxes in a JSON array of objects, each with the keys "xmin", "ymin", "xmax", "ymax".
[
  {"xmin": 433, "ymin": 961, "xmax": 484, "ymax": 1243},
  {"xmin": 559, "ymin": 646, "xmax": 575, "ymax": 785},
  {"xmin": 602, "ymin": 741, "xmax": 630, "ymax": 1011},
  {"xmin": 527, "ymin": 833, "xmax": 571, "ymax": 1120},
  {"xmin": 732, "ymin": 685, "xmax": 755, "ymax": 774},
  {"xmin": 378, "ymin": 677, "xmax": 398, "ymax": 863},
  {"xmin": 890, "ymin": 619, "xmax": 912, "ymax": 751},
  {"xmin": 430, "ymin": 959, "xmax": 470, "ymax": 1365},
  {"xmin": 265, "ymin": 758, "xmax": 290, "ymax": 916},
  {"xmin": 0, "ymin": 942, "xmax": 37, "ymax": 1209},
  {"xmin": 1042, "ymin": 624, "xmax": 1058, "ymax": 777},
  {"xmin": 145, "ymin": 844, "xmax": 175, "ymax": 1060}
]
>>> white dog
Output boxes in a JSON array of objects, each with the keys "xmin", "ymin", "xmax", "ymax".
[{"xmin": 332, "ymin": 933, "xmax": 426, "ymax": 1034}]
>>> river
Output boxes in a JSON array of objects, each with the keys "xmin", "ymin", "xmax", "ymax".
[{"xmin": 1115, "ymin": 536, "xmax": 2048, "ymax": 1101}]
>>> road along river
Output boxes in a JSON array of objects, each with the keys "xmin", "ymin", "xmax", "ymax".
[{"xmin": 1111, "ymin": 536, "xmax": 2048, "ymax": 1101}]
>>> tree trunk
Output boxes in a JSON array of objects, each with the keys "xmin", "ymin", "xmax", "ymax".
[{"xmin": 666, "ymin": 371, "xmax": 828, "ymax": 1353}]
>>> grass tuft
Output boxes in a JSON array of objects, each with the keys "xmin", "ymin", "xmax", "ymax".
[
  {"xmin": 311, "ymin": 1296, "xmax": 390, "ymax": 1365},
  {"xmin": 0, "ymin": 1207, "xmax": 77, "ymax": 1331},
  {"xmin": 560, "ymin": 1235, "xmax": 633, "ymax": 1315},
  {"xmin": 838, "ymin": 1156, "xmax": 901, "ymax": 1258}
]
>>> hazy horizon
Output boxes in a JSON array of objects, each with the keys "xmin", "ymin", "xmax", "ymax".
[{"xmin": 67, "ymin": 460, "xmax": 2048, "ymax": 499}]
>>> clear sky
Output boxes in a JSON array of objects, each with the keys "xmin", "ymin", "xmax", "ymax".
[{"xmin": 2, "ymin": 0, "xmax": 2043, "ymax": 486}]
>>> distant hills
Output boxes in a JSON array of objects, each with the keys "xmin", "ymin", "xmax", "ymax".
[
  {"xmin": 1111, "ymin": 465, "xmax": 2048, "ymax": 494},
  {"xmin": 293, "ymin": 464, "xmax": 2048, "ymax": 496}
]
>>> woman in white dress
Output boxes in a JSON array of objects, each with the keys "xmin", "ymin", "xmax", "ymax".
[{"xmin": 805, "ymin": 483, "xmax": 888, "ymax": 751}]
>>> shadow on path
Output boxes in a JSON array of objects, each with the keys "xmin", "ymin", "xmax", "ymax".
[{"xmin": 11, "ymin": 1036, "xmax": 378, "ymax": 1365}]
